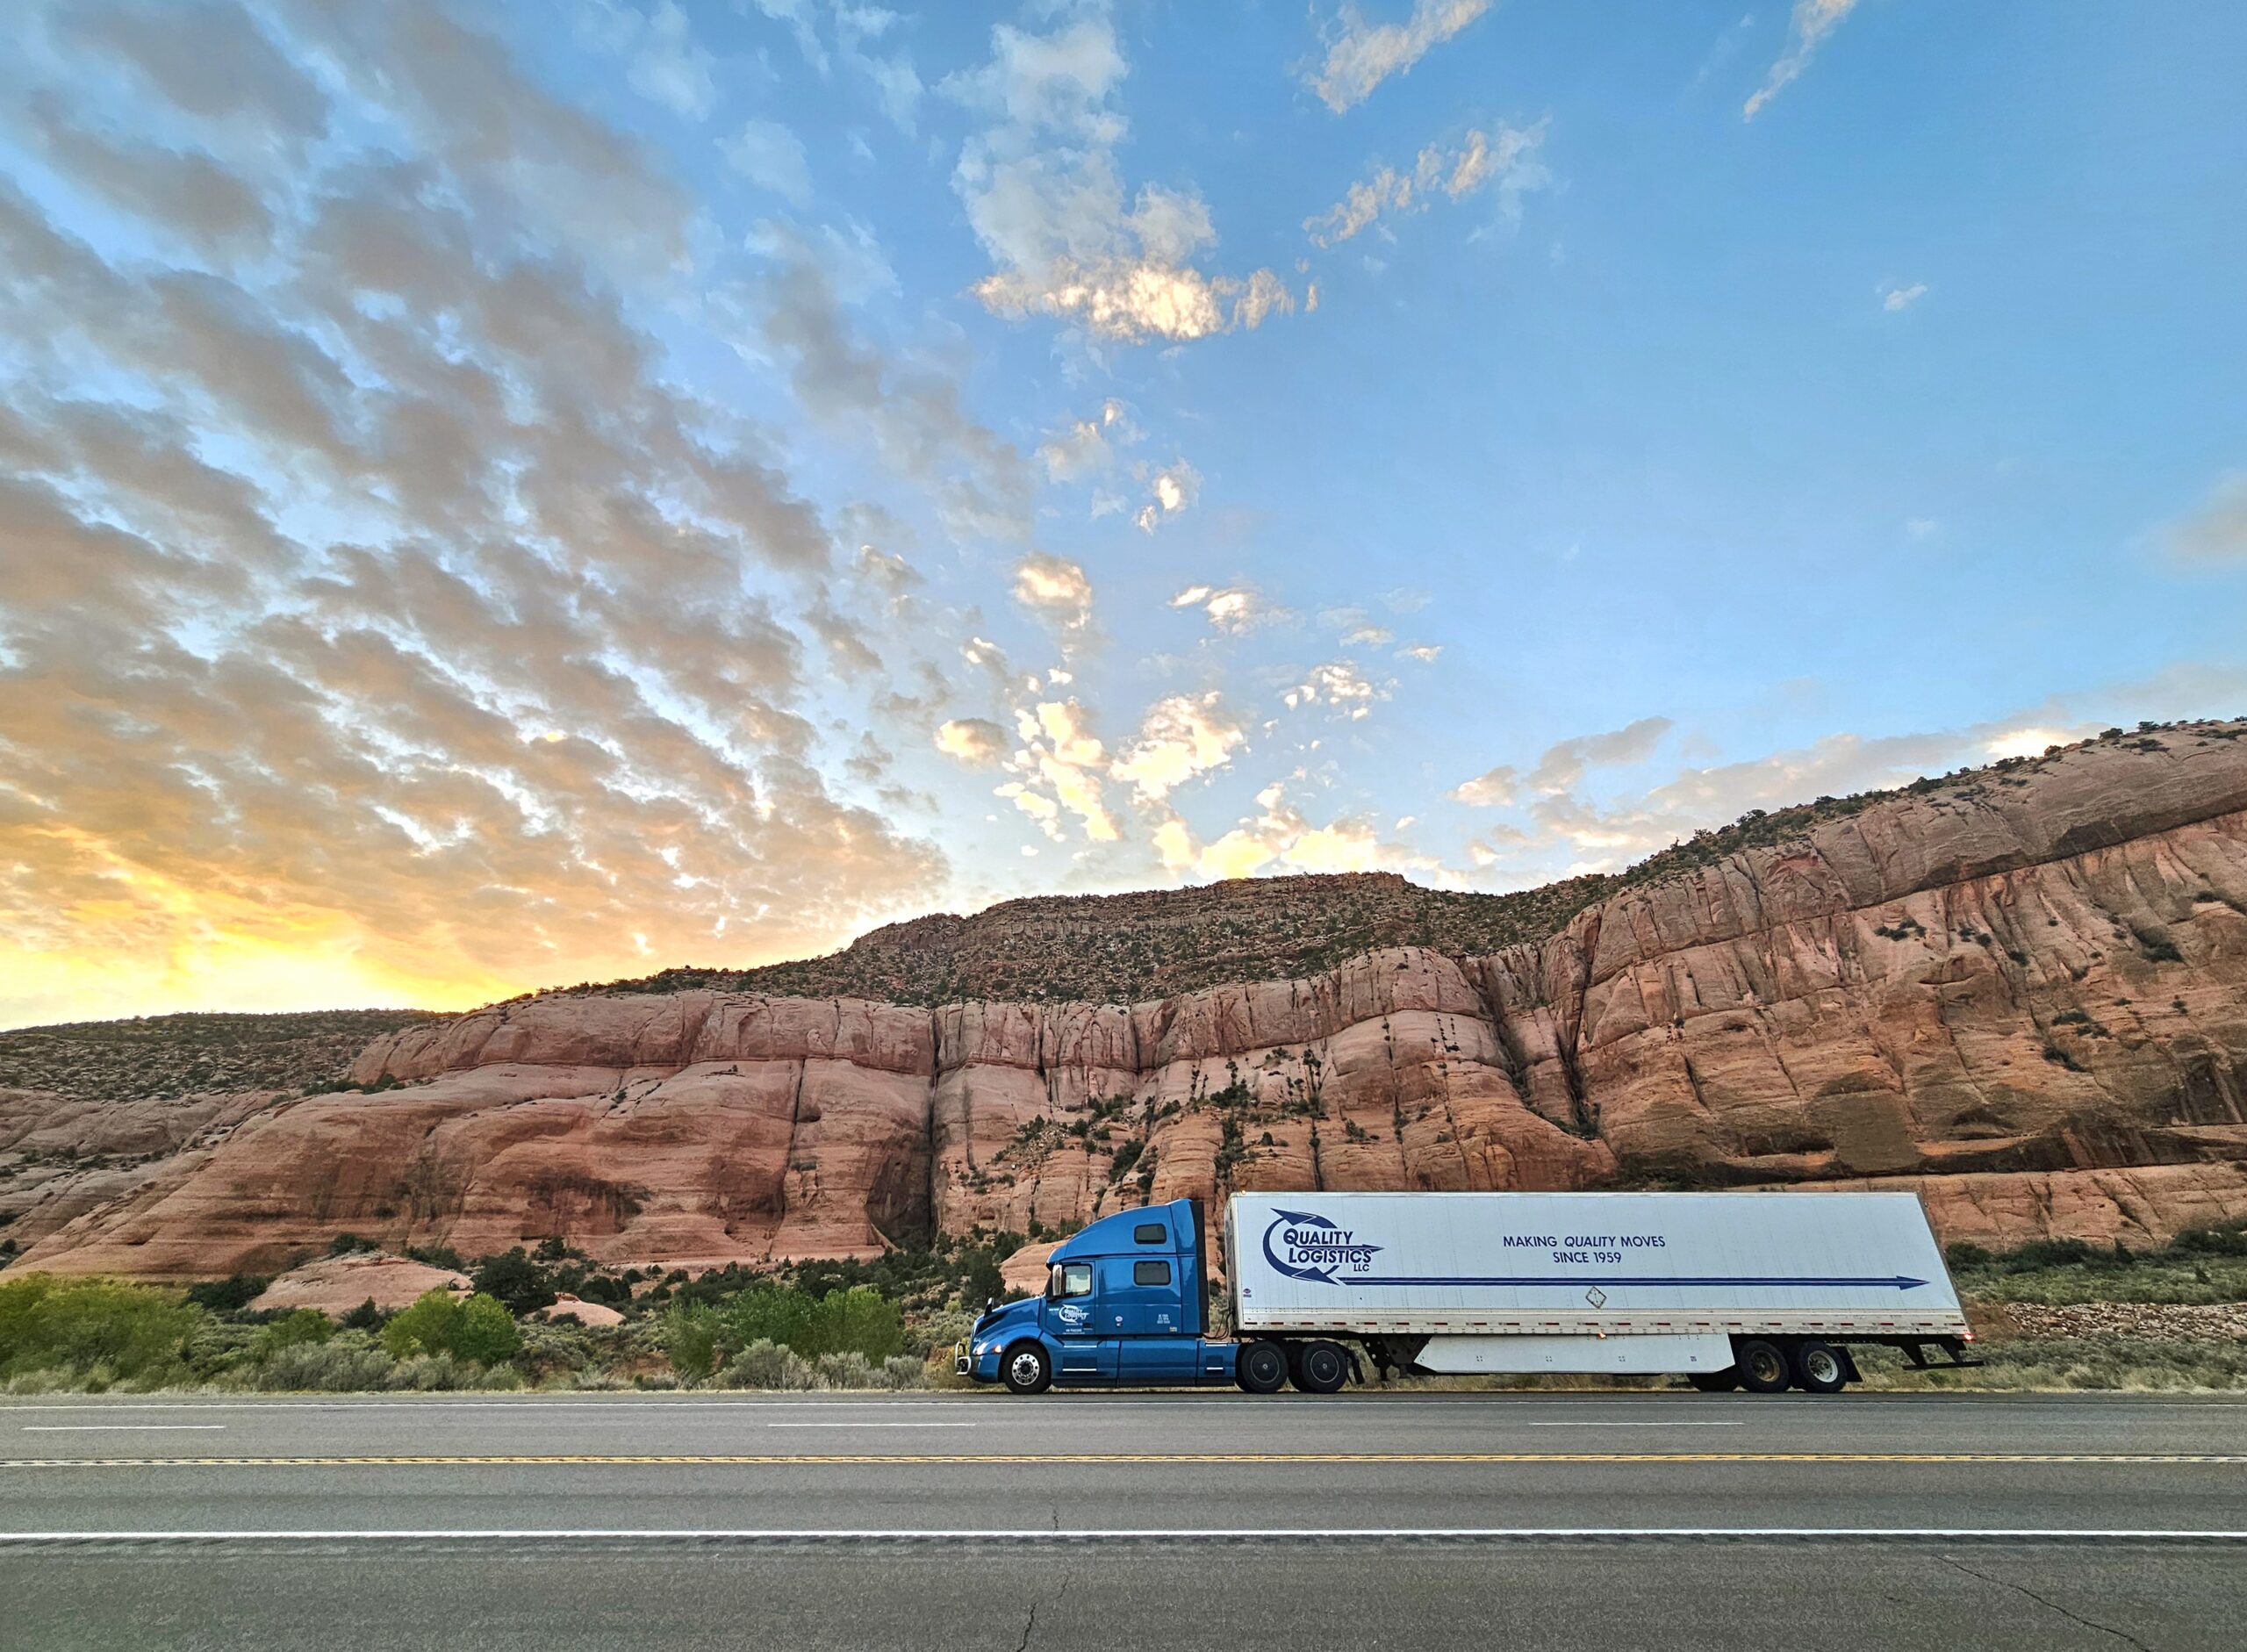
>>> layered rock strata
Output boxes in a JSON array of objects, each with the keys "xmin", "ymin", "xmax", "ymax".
[{"xmin": 10, "ymin": 723, "xmax": 2247, "ymax": 1277}]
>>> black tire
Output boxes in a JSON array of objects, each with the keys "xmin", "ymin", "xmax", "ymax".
[
  {"xmin": 1236, "ymin": 1340, "xmax": 1289, "ymax": 1394},
  {"xmin": 1688, "ymin": 1369, "xmax": 1739, "ymax": 1393},
  {"xmin": 1734, "ymin": 1338, "xmax": 1791, "ymax": 1394},
  {"xmin": 1292, "ymin": 1340, "xmax": 1350, "ymax": 1394},
  {"xmin": 1001, "ymin": 1342, "xmax": 1052, "ymax": 1395},
  {"xmin": 1792, "ymin": 1340, "xmax": 1849, "ymax": 1395}
]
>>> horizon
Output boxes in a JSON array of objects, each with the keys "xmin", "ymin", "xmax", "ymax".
[
  {"xmin": 8, "ymin": 711, "xmax": 2228, "ymax": 1033},
  {"xmin": 4, "ymin": 0, "xmax": 2244, "ymax": 1028}
]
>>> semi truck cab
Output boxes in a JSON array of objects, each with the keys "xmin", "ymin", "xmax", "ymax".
[{"xmin": 956, "ymin": 1199, "xmax": 1237, "ymax": 1393}]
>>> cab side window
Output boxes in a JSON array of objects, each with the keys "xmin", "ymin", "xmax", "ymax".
[
  {"xmin": 1059, "ymin": 1261, "xmax": 1094, "ymax": 1297},
  {"xmin": 1133, "ymin": 1260, "xmax": 1172, "ymax": 1287}
]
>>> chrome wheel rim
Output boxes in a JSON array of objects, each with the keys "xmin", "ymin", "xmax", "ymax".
[
  {"xmin": 1009, "ymin": 1352, "xmax": 1043, "ymax": 1386},
  {"xmin": 1805, "ymin": 1349, "xmax": 1841, "ymax": 1385}
]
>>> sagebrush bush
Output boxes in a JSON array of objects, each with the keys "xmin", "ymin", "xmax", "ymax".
[
  {"xmin": 719, "ymin": 1339, "xmax": 815, "ymax": 1390},
  {"xmin": 257, "ymin": 1333, "xmax": 397, "ymax": 1392}
]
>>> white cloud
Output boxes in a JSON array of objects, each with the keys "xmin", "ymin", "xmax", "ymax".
[
  {"xmin": 1133, "ymin": 458, "xmax": 1201, "ymax": 533},
  {"xmin": 1744, "ymin": 0, "xmax": 1860, "ymax": 120},
  {"xmin": 1283, "ymin": 660, "xmax": 1389, "ymax": 717},
  {"xmin": 1155, "ymin": 781, "xmax": 1430, "ymax": 882},
  {"xmin": 934, "ymin": 717, "xmax": 1009, "ymax": 766},
  {"xmin": 1112, "ymin": 692, "xmax": 1246, "ymax": 801},
  {"xmin": 1450, "ymin": 765, "xmax": 1517, "ymax": 808},
  {"xmin": 948, "ymin": 12, "xmax": 1296, "ymax": 343},
  {"xmin": 1037, "ymin": 398, "xmax": 1133, "ymax": 481},
  {"xmin": 1011, "ymin": 552, "xmax": 1094, "ymax": 631},
  {"xmin": 724, "ymin": 119, "xmax": 813, "ymax": 205},
  {"xmin": 1306, "ymin": 122, "xmax": 1548, "ymax": 248},
  {"xmin": 1170, "ymin": 584, "xmax": 1267, "ymax": 636},
  {"xmin": 1397, "ymin": 643, "xmax": 1442, "ymax": 662},
  {"xmin": 582, "ymin": 0, "xmax": 718, "ymax": 121},
  {"xmin": 1880, "ymin": 280, "xmax": 1928, "ymax": 312},
  {"xmin": 1304, "ymin": 0, "xmax": 1495, "ymax": 115},
  {"xmin": 1526, "ymin": 715, "xmax": 1673, "ymax": 793},
  {"xmin": 2166, "ymin": 473, "xmax": 2247, "ymax": 562}
]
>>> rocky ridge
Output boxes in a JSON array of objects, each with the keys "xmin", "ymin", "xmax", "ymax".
[{"xmin": 7, "ymin": 721, "xmax": 2247, "ymax": 1278}]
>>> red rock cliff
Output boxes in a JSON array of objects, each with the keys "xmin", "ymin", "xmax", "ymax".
[{"xmin": 10, "ymin": 723, "xmax": 2247, "ymax": 1276}]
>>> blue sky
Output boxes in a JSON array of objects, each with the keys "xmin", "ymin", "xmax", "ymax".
[{"xmin": 2, "ymin": 0, "xmax": 2243, "ymax": 1025}]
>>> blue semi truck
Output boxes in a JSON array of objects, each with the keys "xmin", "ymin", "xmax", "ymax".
[{"xmin": 957, "ymin": 1190, "xmax": 1975, "ymax": 1395}]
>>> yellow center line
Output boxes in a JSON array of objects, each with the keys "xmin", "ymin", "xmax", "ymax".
[{"xmin": 4, "ymin": 1452, "xmax": 2244, "ymax": 1469}]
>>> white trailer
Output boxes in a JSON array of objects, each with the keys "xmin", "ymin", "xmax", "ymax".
[{"xmin": 1224, "ymin": 1189, "xmax": 1977, "ymax": 1393}]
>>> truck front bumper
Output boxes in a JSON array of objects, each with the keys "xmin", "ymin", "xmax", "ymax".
[{"xmin": 954, "ymin": 1340, "xmax": 1003, "ymax": 1384}]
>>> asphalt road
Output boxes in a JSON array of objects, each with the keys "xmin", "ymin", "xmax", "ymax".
[{"xmin": 4, "ymin": 1390, "xmax": 2244, "ymax": 1649}]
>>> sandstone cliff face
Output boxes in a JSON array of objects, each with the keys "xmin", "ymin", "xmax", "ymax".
[{"xmin": 11, "ymin": 724, "xmax": 2247, "ymax": 1277}]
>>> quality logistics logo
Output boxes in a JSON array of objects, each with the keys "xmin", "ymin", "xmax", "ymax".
[{"xmin": 1262, "ymin": 1209, "xmax": 1382, "ymax": 1283}]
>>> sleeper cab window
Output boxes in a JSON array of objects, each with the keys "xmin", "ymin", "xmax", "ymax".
[
  {"xmin": 1133, "ymin": 1223, "xmax": 1167, "ymax": 1244},
  {"xmin": 1132, "ymin": 1260, "xmax": 1172, "ymax": 1287}
]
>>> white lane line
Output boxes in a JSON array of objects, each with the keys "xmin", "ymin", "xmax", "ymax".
[
  {"xmin": 765, "ymin": 1423, "xmax": 979, "ymax": 1430},
  {"xmin": 1526, "ymin": 1421, "xmax": 1745, "ymax": 1429},
  {"xmin": 20, "ymin": 1426, "xmax": 228, "ymax": 1433},
  {"xmin": 1, "ymin": 1527, "xmax": 2242, "ymax": 1544}
]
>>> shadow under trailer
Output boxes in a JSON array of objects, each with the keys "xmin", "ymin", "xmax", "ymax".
[{"xmin": 958, "ymin": 1191, "xmax": 1978, "ymax": 1396}]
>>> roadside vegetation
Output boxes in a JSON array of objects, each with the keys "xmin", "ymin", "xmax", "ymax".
[
  {"xmin": 0, "ymin": 1227, "xmax": 1033, "ymax": 1395},
  {"xmin": 5, "ymin": 1217, "xmax": 2243, "ymax": 1395}
]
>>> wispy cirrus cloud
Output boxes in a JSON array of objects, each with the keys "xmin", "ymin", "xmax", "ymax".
[
  {"xmin": 1744, "ymin": 0, "xmax": 1860, "ymax": 120},
  {"xmin": 1303, "ymin": 0, "xmax": 1494, "ymax": 115},
  {"xmin": 1306, "ymin": 122, "xmax": 1548, "ymax": 248}
]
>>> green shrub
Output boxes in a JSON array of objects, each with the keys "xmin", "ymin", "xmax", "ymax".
[
  {"xmin": 380, "ymin": 1288, "xmax": 519, "ymax": 1366},
  {"xmin": 470, "ymin": 1247, "xmax": 557, "ymax": 1315},
  {"xmin": 251, "ymin": 1309, "xmax": 334, "ymax": 1361},
  {"xmin": 664, "ymin": 1303, "xmax": 721, "ymax": 1382},
  {"xmin": 451, "ymin": 1294, "xmax": 521, "ymax": 1365},
  {"xmin": 183, "ymin": 1274, "xmax": 270, "ymax": 1314},
  {"xmin": 0, "ymin": 1275, "xmax": 202, "ymax": 1383},
  {"xmin": 382, "ymin": 1289, "xmax": 463, "ymax": 1359}
]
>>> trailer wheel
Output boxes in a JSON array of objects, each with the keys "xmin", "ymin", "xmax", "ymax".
[
  {"xmin": 1001, "ymin": 1342, "xmax": 1052, "ymax": 1396},
  {"xmin": 1791, "ymin": 1340, "xmax": 1848, "ymax": 1394},
  {"xmin": 1292, "ymin": 1340, "xmax": 1349, "ymax": 1394},
  {"xmin": 1236, "ymin": 1340, "xmax": 1289, "ymax": 1394},
  {"xmin": 1688, "ymin": 1370, "xmax": 1739, "ymax": 1393},
  {"xmin": 1734, "ymin": 1338, "xmax": 1791, "ymax": 1394}
]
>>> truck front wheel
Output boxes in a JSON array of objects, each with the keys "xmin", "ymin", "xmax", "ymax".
[
  {"xmin": 1734, "ymin": 1338, "xmax": 1791, "ymax": 1394},
  {"xmin": 1236, "ymin": 1340, "xmax": 1289, "ymax": 1394},
  {"xmin": 1292, "ymin": 1340, "xmax": 1349, "ymax": 1394},
  {"xmin": 1002, "ymin": 1342, "xmax": 1052, "ymax": 1395}
]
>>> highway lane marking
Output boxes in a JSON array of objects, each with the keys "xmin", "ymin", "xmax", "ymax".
[
  {"xmin": 20, "ymin": 1426, "xmax": 226, "ymax": 1433},
  {"xmin": 1526, "ymin": 1421, "xmax": 1745, "ymax": 1428},
  {"xmin": 765, "ymin": 1423, "xmax": 978, "ymax": 1429},
  {"xmin": 5, "ymin": 1451, "xmax": 2245, "ymax": 1469},
  {"xmin": 3, "ymin": 1527, "xmax": 2244, "ymax": 1546}
]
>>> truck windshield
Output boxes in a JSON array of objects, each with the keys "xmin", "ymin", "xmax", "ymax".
[{"xmin": 1047, "ymin": 1261, "xmax": 1094, "ymax": 1298}]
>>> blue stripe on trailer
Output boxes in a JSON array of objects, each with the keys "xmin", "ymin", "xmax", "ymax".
[{"xmin": 1343, "ymin": 1275, "xmax": 1930, "ymax": 1290}]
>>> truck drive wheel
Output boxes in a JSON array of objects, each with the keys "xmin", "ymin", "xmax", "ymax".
[
  {"xmin": 1791, "ymin": 1340, "xmax": 1849, "ymax": 1394},
  {"xmin": 1236, "ymin": 1340, "xmax": 1289, "ymax": 1394},
  {"xmin": 1002, "ymin": 1342, "xmax": 1052, "ymax": 1395},
  {"xmin": 1734, "ymin": 1338, "xmax": 1791, "ymax": 1394},
  {"xmin": 1292, "ymin": 1340, "xmax": 1349, "ymax": 1394}
]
